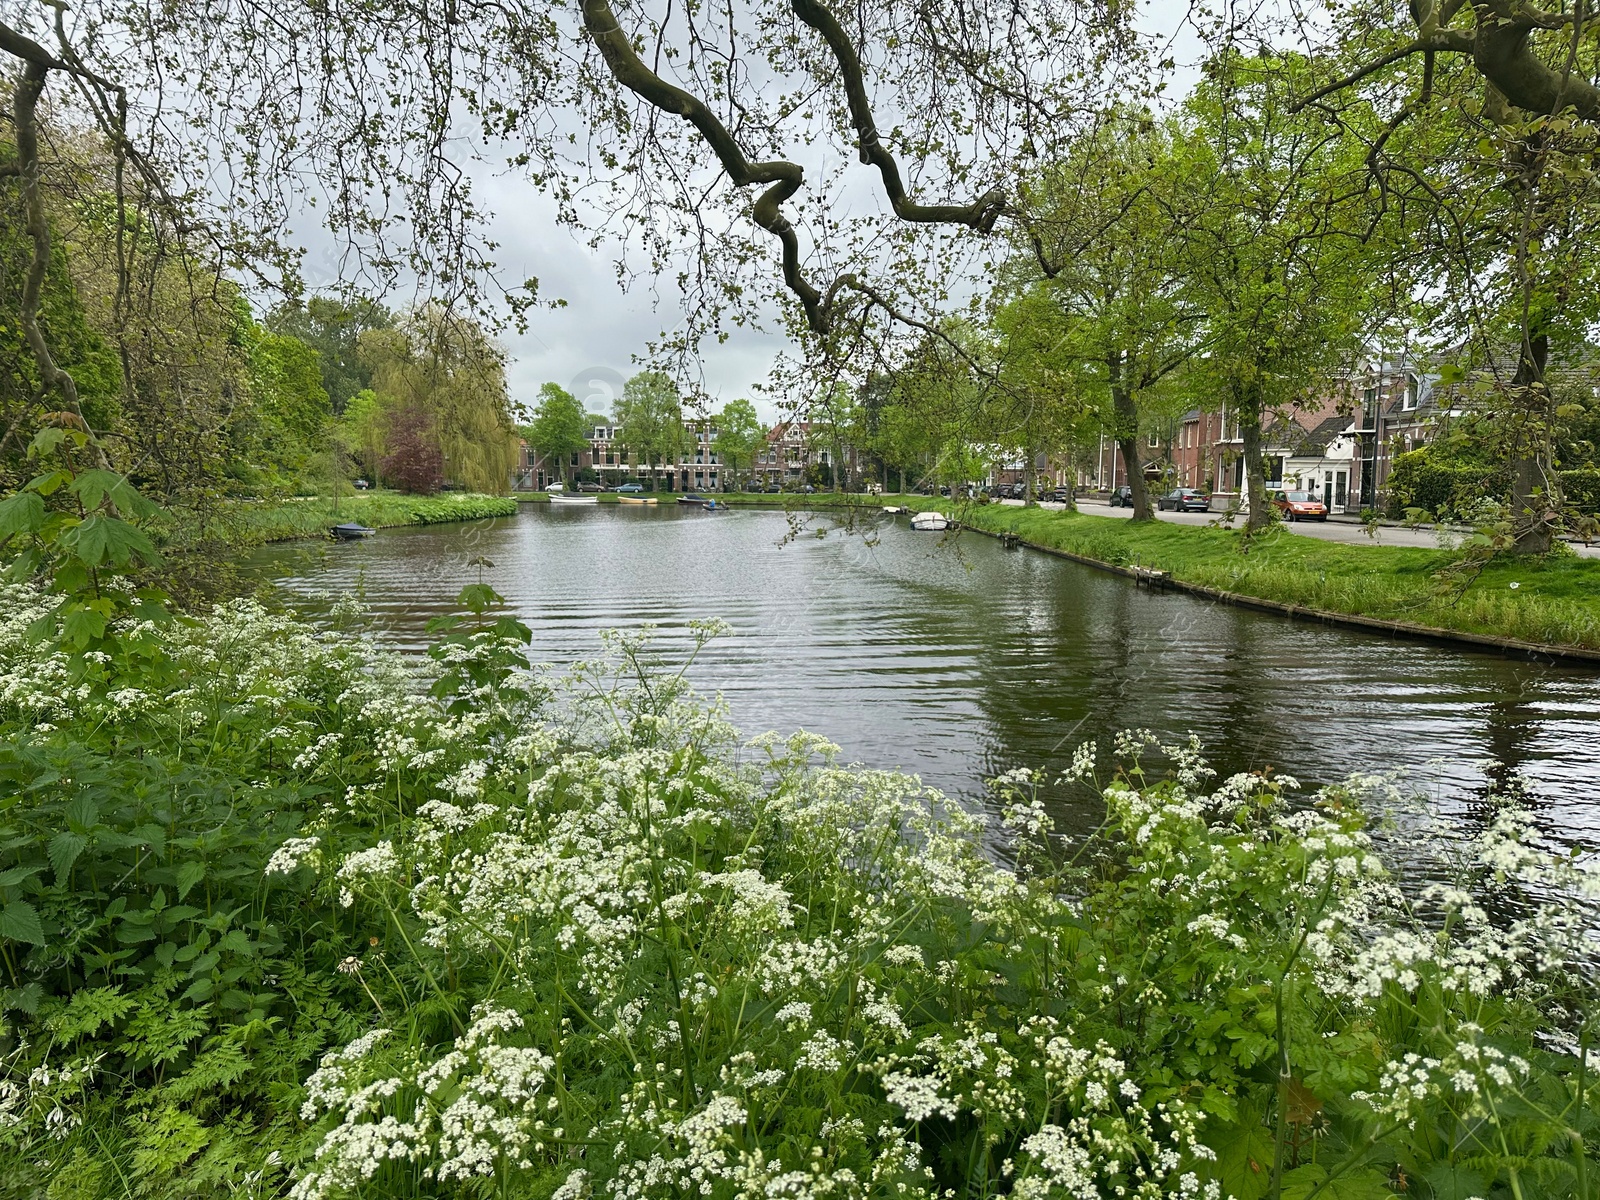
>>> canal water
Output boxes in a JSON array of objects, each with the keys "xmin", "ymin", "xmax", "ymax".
[{"xmin": 248, "ymin": 503, "xmax": 1600, "ymax": 854}]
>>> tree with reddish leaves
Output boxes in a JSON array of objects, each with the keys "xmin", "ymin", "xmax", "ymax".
[{"xmin": 381, "ymin": 404, "xmax": 444, "ymax": 495}]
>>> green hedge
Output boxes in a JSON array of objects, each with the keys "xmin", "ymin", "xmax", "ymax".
[
  {"xmin": 1385, "ymin": 450, "xmax": 1505, "ymax": 519},
  {"xmin": 1560, "ymin": 468, "xmax": 1600, "ymax": 514}
]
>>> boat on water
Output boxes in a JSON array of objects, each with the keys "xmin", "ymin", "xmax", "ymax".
[
  {"xmin": 910, "ymin": 511, "xmax": 952, "ymax": 532},
  {"xmin": 882, "ymin": 505, "xmax": 907, "ymax": 515},
  {"xmin": 677, "ymin": 493, "xmax": 709, "ymax": 505},
  {"xmin": 617, "ymin": 495, "xmax": 658, "ymax": 505},
  {"xmin": 701, "ymin": 499, "xmax": 731, "ymax": 512},
  {"xmin": 549, "ymin": 493, "xmax": 598, "ymax": 505},
  {"xmin": 330, "ymin": 523, "xmax": 377, "ymax": 540}
]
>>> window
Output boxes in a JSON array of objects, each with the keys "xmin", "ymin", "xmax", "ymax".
[
  {"xmin": 1147, "ymin": 430, "xmax": 1160, "ymax": 449},
  {"xmin": 1403, "ymin": 376, "xmax": 1420, "ymax": 410}
]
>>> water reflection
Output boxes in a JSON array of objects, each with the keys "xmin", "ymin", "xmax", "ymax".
[{"xmin": 246, "ymin": 504, "xmax": 1600, "ymax": 853}]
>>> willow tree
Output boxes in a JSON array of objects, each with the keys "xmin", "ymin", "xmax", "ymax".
[{"xmin": 360, "ymin": 307, "xmax": 520, "ymax": 494}]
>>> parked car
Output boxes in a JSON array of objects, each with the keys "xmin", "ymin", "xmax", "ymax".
[
  {"xmin": 546, "ymin": 482, "xmax": 566, "ymax": 493},
  {"xmin": 577, "ymin": 481, "xmax": 606, "ymax": 492},
  {"xmin": 1156, "ymin": 487, "xmax": 1210, "ymax": 513},
  {"xmin": 615, "ymin": 483, "xmax": 644, "ymax": 493},
  {"xmin": 1047, "ymin": 487, "xmax": 1072, "ymax": 504},
  {"xmin": 1107, "ymin": 484, "xmax": 1134, "ymax": 507},
  {"xmin": 765, "ymin": 485, "xmax": 783, "ymax": 493},
  {"xmin": 353, "ymin": 478, "xmax": 370, "ymax": 490},
  {"xmin": 1271, "ymin": 490, "xmax": 1329, "ymax": 521}
]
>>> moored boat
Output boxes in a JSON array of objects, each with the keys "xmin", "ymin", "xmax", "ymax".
[
  {"xmin": 678, "ymin": 493, "xmax": 708, "ymax": 505},
  {"xmin": 330, "ymin": 523, "xmax": 377, "ymax": 540},
  {"xmin": 617, "ymin": 495, "xmax": 658, "ymax": 505},
  {"xmin": 910, "ymin": 511, "xmax": 951, "ymax": 532},
  {"xmin": 549, "ymin": 493, "xmax": 598, "ymax": 504}
]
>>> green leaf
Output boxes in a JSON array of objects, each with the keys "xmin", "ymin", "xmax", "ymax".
[
  {"xmin": 1210, "ymin": 1110, "xmax": 1276, "ymax": 1200},
  {"xmin": 0, "ymin": 900, "xmax": 46, "ymax": 945},
  {"xmin": 64, "ymin": 795, "xmax": 100, "ymax": 832},
  {"xmin": 26, "ymin": 427, "xmax": 70, "ymax": 458},
  {"xmin": 2, "ymin": 983, "xmax": 43, "ymax": 1014},
  {"xmin": 0, "ymin": 492, "xmax": 45, "ymax": 539},
  {"xmin": 68, "ymin": 470, "xmax": 160, "ymax": 519},
  {"xmin": 175, "ymin": 861, "xmax": 206, "ymax": 901},
  {"xmin": 62, "ymin": 514, "xmax": 159, "ymax": 569},
  {"xmin": 455, "ymin": 582, "xmax": 502, "ymax": 614},
  {"xmin": 62, "ymin": 606, "xmax": 107, "ymax": 646},
  {"xmin": 0, "ymin": 864, "xmax": 44, "ymax": 888},
  {"xmin": 48, "ymin": 831, "xmax": 87, "ymax": 880},
  {"xmin": 1282, "ymin": 1164, "xmax": 1396, "ymax": 1200},
  {"xmin": 1419, "ymin": 1162, "xmax": 1491, "ymax": 1200}
]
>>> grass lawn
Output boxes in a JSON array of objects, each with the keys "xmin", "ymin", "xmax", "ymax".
[
  {"xmin": 939, "ymin": 502, "xmax": 1600, "ymax": 654},
  {"xmin": 166, "ymin": 491, "xmax": 521, "ymax": 549}
]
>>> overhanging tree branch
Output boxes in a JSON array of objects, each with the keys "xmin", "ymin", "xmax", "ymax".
[{"xmin": 579, "ymin": 0, "xmax": 1006, "ymax": 336}]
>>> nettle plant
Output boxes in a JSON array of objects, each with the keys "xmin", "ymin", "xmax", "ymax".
[{"xmin": 0, "ymin": 561, "xmax": 547, "ymax": 1191}]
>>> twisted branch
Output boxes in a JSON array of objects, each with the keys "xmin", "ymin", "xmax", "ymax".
[{"xmin": 579, "ymin": 0, "xmax": 1004, "ymax": 335}]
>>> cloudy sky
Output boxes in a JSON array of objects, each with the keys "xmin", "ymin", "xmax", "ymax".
[{"xmin": 428, "ymin": 0, "xmax": 1207, "ymax": 424}]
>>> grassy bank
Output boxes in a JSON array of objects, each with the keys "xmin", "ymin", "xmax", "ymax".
[
  {"xmin": 945, "ymin": 502, "xmax": 1600, "ymax": 653},
  {"xmin": 167, "ymin": 491, "xmax": 521, "ymax": 549}
]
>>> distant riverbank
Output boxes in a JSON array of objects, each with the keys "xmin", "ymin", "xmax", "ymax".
[
  {"xmin": 940, "ymin": 501, "xmax": 1600, "ymax": 658},
  {"xmin": 180, "ymin": 492, "xmax": 520, "ymax": 549}
]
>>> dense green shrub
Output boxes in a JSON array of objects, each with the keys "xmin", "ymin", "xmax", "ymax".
[
  {"xmin": 1560, "ymin": 468, "xmax": 1600, "ymax": 515},
  {"xmin": 1385, "ymin": 451, "xmax": 1506, "ymax": 520}
]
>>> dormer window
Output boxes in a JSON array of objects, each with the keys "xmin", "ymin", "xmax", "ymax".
[{"xmin": 1403, "ymin": 376, "xmax": 1420, "ymax": 411}]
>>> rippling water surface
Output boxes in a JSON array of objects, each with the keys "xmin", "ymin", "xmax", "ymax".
[{"xmin": 247, "ymin": 503, "xmax": 1600, "ymax": 852}]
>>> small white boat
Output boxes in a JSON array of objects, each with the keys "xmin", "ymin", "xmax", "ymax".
[
  {"xmin": 882, "ymin": 505, "xmax": 907, "ymax": 515},
  {"xmin": 910, "ymin": 511, "xmax": 951, "ymax": 532},
  {"xmin": 549, "ymin": 493, "xmax": 598, "ymax": 505}
]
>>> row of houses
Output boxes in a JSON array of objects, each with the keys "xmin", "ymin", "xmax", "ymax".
[
  {"xmin": 1090, "ymin": 358, "xmax": 1448, "ymax": 513},
  {"xmin": 515, "ymin": 419, "xmax": 850, "ymax": 491}
]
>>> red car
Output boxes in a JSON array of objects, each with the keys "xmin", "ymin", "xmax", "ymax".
[{"xmin": 1271, "ymin": 490, "xmax": 1328, "ymax": 521}]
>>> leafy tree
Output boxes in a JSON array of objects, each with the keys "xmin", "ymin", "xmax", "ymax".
[
  {"xmin": 1011, "ymin": 116, "xmax": 1203, "ymax": 518},
  {"xmin": 1177, "ymin": 54, "xmax": 1381, "ymax": 531},
  {"xmin": 712, "ymin": 399, "xmax": 763, "ymax": 489},
  {"xmin": 526, "ymin": 382, "xmax": 590, "ymax": 487},
  {"xmin": 381, "ymin": 403, "xmax": 445, "ymax": 494},
  {"xmin": 337, "ymin": 388, "xmax": 387, "ymax": 482},
  {"xmin": 359, "ymin": 306, "xmax": 520, "ymax": 493},
  {"xmin": 244, "ymin": 326, "xmax": 332, "ymax": 480},
  {"xmin": 613, "ymin": 371, "xmax": 685, "ymax": 488},
  {"xmin": 266, "ymin": 294, "xmax": 393, "ymax": 413}
]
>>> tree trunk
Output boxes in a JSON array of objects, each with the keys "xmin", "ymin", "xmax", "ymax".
[
  {"xmin": 1108, "ymin": 360, "xmax": 1152, "ymax": 521},
  {"xmin": 1023, "ymin": 441, "xmax": 1037, "ymax": 506},
  {"xmin": 1508, "ymin": 331, "xmax": 1556, "ymax": 554},
  {"xmin": 1241, "ymin": 406, "xmax": 1271, "ymax": 532}
]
